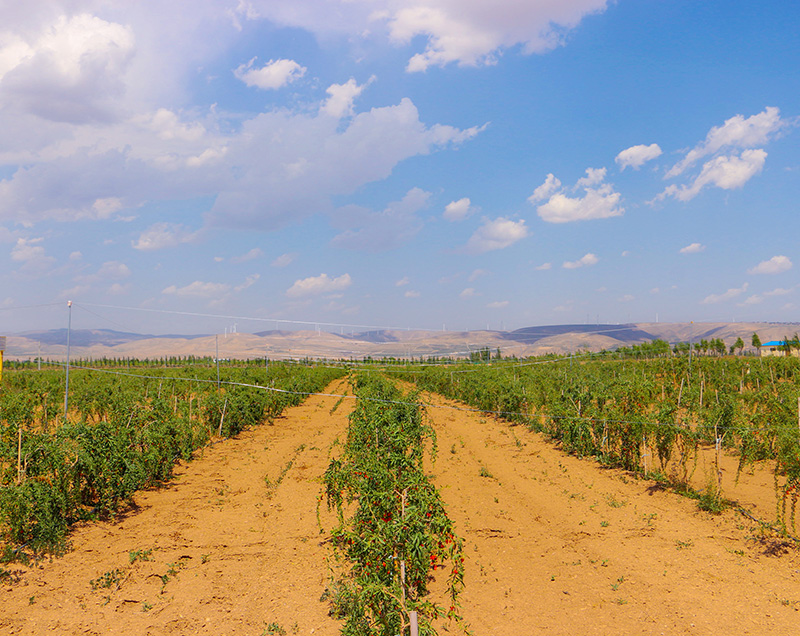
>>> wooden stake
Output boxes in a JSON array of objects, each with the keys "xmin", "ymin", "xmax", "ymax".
[
  {"xmin": 218, "ymin": 396, "xmax": 228, "ymax": 437},
  {"xmin": 677, "ymin": 377, "xmax": 684, "ymax": 407},
  {"xmin": 17, "ymin": 422, "xmax": 23, "ymax": 485},
  {"xmin": 410, "ymin": 611, "xmax": 419, "ymax": 636}
]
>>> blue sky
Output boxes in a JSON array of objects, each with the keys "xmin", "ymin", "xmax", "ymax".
[{"xmin": 1, "ymin": 0, "xmax": 798, "ymax": 335}]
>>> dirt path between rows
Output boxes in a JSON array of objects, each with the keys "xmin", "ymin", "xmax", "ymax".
[
  {"xmin": 1, "ymin": 379, "xmax": 353, "ymax": 636},
  {"xmin": 420, "ymin": 389, "xmax": 800, "ymax": 635},
  {"xmin": 3, "ymin": 378, "xmax": 800, "ymax": 635}
]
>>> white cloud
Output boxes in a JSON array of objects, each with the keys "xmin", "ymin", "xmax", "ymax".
[
  {"xmin": 11, "ymin": 236, "xmax": 48, "ymax": 261},
  {"xmin": 464, "ymin": 217, "xmax": 528, "ymax": 253},
  {"xmin": 271, "ymin": 253, "xmax": 296, "ymax": 268},
  {"xmin": 533, "ymin": 168, "xmax": 623, "ymax": 223},
  {"xmin": 764, "ymin": 287, "xmax": 793, "ymax": 297},
  {"xmin": 69, "ymin": 251, "xmax": 82, "ymax": 261},
  {"xmin": 132, "ymin": 222, "xmax": 199, "ymax": 251},
  {"xmin": 702, "ymin": 282, "xmax": 748, "ymax": 304},
  {"xmin": 619, "ymin": 294, "xmax": 634, "ymax": 302},
  {"xmin": 286, "ymin": 273, "xmax": 352, "ymax": 298},
  {"xmin": 96, "ymin": 261, "xmax": 131, "ymax": 280},
  {"xmin": 535, "ymin": 262, "xmax": 552, "ymax": 271},
  {"xmin": 468, "ymin": 269, "xmax": 487, "ymax": 282},
  {"xmin": 10, "ymin": 236, "xmax": 55, "ymax": 273},
  {"xmin": 321, "ymin": 77, "xmax": 371, "ymax": 118},
  {"xmin": 528, "ymin": 173, "xmax": 561, "ymax": 203},
  {"xmin": 487, "ymin": 300, "xmax": 509, "ymax": 309},
  {"xmin": 740, "ymin": 295, "xmax": 763, "ymax": 306},
  {"xmin": 679, "ymin": 242, "xmax": 705, "ymax": 254},
  {"xmin": 234, "ymin": 58, "xmax": 306, "ymax": 90},
  {"xmin": 563, "ymin": 253, "xmax": 598, "ymax": 269},
  {"xmin": 404, "ymin": 290, "xmax": 420, "ymax": 298},
  {"xmin": 330, "ymin": 188, "xmax": 430, "ymax": 252},
  {"xmin": 748, "ymin": 255, "xmax": 792, "ymax": 275},
  {"xmin": 396, "ymin": 276, "xmax": 410, "ymax": 287},
  {"xmin": 667, "ymin": 107, "xmax": 785, "ymax": 177},
  {"xmin": 658, "ymin": 149, "xmax": 767, "ymax": 202},
  {"xmin": 234, "ymin": 273, "xmax": 260, "ymax": 291},
  {"xmin": 443, "ymin": 197, "xmax": 475, "ymax": 221},
  {"xmin": 162, "ymin": 280, "xmax": 231, "ymax": 298},
  {"xmin": 231, "ymin": 248, "xmax": 263, "ymax": 263},
  {"xmin": 460, "ymin": 287, "xmax": 477, "ymax": 298},
  {"xmin": 108, "ymin": 282, "xmax": 128, "ymax": 295},
  {"xmin": 0, "ymin": 14, "xmax": 135, "ymax": 124},
  {"xmin": 141, "ymin": 109, "xmax": 205, "ymax": 142},
  {"xmin": 576, "ymin": 167, "xmax": 606, "ymax": 188},
  {"xmin": 384, "ymin": 0, "xmax": 611, "ymax": 71},
  {"xmin": 92, "ymin": 197, "xmax": 125, "ymax": 218},
  {"xmin": 208, "ymin": 97, "xmax": 482, "ymax": 230},
  {"xmin": 615, "ymin": 143, "xmax": 662, "ymax": 170}
]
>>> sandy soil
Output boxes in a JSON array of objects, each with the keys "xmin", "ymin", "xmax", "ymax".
[{"xmin": 2, "ymin": 379, "xmax": 800, "ymax": 635}]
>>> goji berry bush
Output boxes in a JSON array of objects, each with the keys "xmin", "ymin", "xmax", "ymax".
[{"xmin": 324, "ymin": 372, "xmax": 465, "ymax": 636}]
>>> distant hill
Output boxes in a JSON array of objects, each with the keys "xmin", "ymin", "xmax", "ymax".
[
  {"xmin": 502, "ymin": 324, "xmax": 657, "ymax": 345},
  {"xmin": 4, "ymin": 322, "xmax": 800, "ymax": 360},
  {"xmin": 17, "ymin": 329, "xmax": 209, "ymax": 347}
]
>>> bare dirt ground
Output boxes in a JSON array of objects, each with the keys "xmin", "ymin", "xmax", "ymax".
[{"xmin": 3, "ymin": 378, "xmax": 800, "ymax": 635}]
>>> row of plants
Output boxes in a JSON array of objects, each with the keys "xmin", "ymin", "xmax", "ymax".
[
  {"xmin": 323, "ymin": 372, "xmax": 466, "ymax": 636},
  {"xmin": 0, "ymin": 363, "xmax": 344, "ymax": 560},
  {"xmin": 392, "ymin": 355, "xmax": 800, "ymax": 527}
]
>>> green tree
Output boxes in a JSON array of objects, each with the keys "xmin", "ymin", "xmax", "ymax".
[
  {"xmin": 752, "ymin": 332, "xmax": 761, "ymax": 353},
  {"xmin": 734, "ymin": 337, "xmax": 745, "ymax": 355}
]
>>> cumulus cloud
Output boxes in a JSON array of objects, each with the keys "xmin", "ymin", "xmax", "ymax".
[
  {"xmin": 330, "ymin": 188, "xmax": 430, "ymax": 252},
  {"xmin": 96, "ymin": 261, "xmax": 131, "ymax": 279},
  {"xmin": 321, "ymin": 77, "xmax": 371, "ymax": 118},
  {"xmin": 667, "ymin": 107, "xmax": 785, "ymax": 178},
  {"xmin": 576, "ymin": 167, "xmax": 606, "ymax": 188},
  {"xmin": 384, "ymin": 0, "xmax": 611, "ymax": 71},
  {"xmin": 286, "ymin": 273, "xmax": 352, "ymax": 298},
  {"xmin": 162, "ymin": 280, "xmax": 231, "ymax": 298},
  {"xmin": 615, "ymin": 143, "xmax": 662, "ymax": 170},
  {"xmin": 487, "ymin": 300, "xmax": 509, "ymax": 309},
  {"xmin": 460, "ymin": 287, "xmax": 477, "ymax": 298},
  {"xmin": 132, "ymin": 222, "xmax": 199, "ymax": 251},
  {"xmin": 0, "ymin": 13, "xmax": 135, "ymax": 124},
  {"xmin": 234, "ymin": 273, "xmax": 260, "ymax": 291},
  {"xmin": 528, "ymin": 173, "xmax": 561, "ymax": 203},
  {"xmin": 396, "ymin": 276, "xmax": 410, "ymax": 286},
  {"xmin": 657, "ymin": 149, "xmax": 767, "ymax": 202},
  {"xmin": 748, "ymin": 255, "xmax": 792, "ymax": 275},
  {"xmin": 464, "ymin": 217, "xmax": 528, "ymax": 253},
  {"xmin": 208, "ymin": 97, "xmax": 482, "ymax": 230},
  {"xmin": 679, "ymin": 242, "xmax": 705, "ymax": 254},
  {"xmin": 271, "ymin": 253, "xmax": 296, "ymax": 268},
  {"xmin": 533, "ymin": 168, "xmax": 623, "ymax": 223},
  {"xmin": 443, "ymin": 197, "xmax": 475, "ymax": 221},
  {"xmin": 535, "ymin": 262, "xmax": 552, "ymax": 271},
  {"xmin": 563, "ymin": 253, "xmax": 598, "ymax": 269},
  {"xmin": 702, "ymin": 282, "xmax": 748, "ymax": 304},
  {"xmin": 764, "ymin": 287, "xmax": 793, "ymax": 297},
  {"xmin": 234, "ymin": 58, "xmax": 306, "ymax": 89},
  {"xmin": 231, "ymin": 248, "xmax": 263, "ymax": 263},
  {"xmin": 10, "ymin": 236, "xmax": 55, "ymax": 273},
  {"xmin": 404, "ymin": 290, "xmax": 420, "ymax": 298}
]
